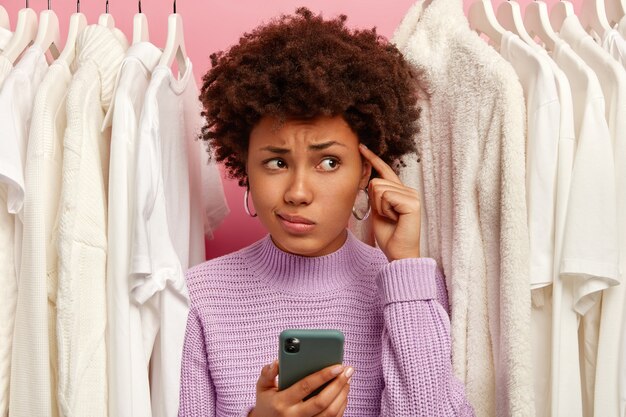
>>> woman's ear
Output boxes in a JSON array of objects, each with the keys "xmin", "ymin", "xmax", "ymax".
[{"xmin": 359, "ymin": 160, "xmax": 372, "ymax": 189}]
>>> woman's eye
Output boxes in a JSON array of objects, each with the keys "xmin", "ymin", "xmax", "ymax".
[
  {"xmin": 264, "ymin": 159, "xmax": 286, "ymax": 170},
  {"xmin": 318, "ymin": 158, "xmax": 340, "ymax": 172}
]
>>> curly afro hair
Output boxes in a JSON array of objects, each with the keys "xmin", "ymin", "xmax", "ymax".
[{"xmin": 199, "ymin": 7, "xmax": 420, "ymax": 187}]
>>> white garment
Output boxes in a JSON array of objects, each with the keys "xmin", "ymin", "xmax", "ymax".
[
  {"xmin": 560, "ymin": 16, "xmax": 626, "ymax": 417},
  {"xmin": 400, "ymin": 2, "xmax": 532, "ymax": 416},
  {"xmin": 9, "ymin": 57, "xmax": 74, "ymax": 417},
  {"xmin": 132, "ymin": 59, "xmax": 228, "ymax": 417},
  {"xmin": 103, "ymin": 41, "xmax": 162, "ymax": 417},
  {"xmin": 56, "ymin": 25, "xmax": 127, "ymax": 417},
  {"xmin": 0, "ymin": 45, "xmax": 48, "ymax": 417},
  {"xmin": 549, "ymin": 37, "xmax": 619, "ymax": 417},
  {"xmin": 536, "ymin": 51, "xmax": 577, "ymax": 417},
  {"xmin": 619, "ymin": 16, "xmax": 626, "ymax": 39},
  {"xmin": 496, "ymin": 32, "xmax": 564, "ymax": 417},
  {"xmin": 602, "ymin": 28, "xmax": 626, "ymax": 68},
  {"xmin": 561, "ymin": 16, "xmax": 626, "ymax": 417},
  {"xmin": 499, "ymin": 32, "xmax": 560, "ymax": 289}
]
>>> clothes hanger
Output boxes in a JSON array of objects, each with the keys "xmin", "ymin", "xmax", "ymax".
[
  {"xmin": 604, "ymin": 0, "xmax": 626, "ymax": 26},
  {"xmin": 33, "ymin": 0, "xmax": 61, "ymax": 61},
  {"xmin": 579, "ymin": 0, "xmax": 612, "ymax": 36},
  {"xmin": 0, "ymin": 6, "xmax": 10, "ymax": 30},
  {"xmin": 550, "ymin": 1, "xmax": 576, "ymax": 32},
  {"xmin": 158, "ymin": 0, "xmax": 188, "ymax": 76},
  {"xmin": 468, "ymin": 0, "xmax": 506, "ymax": 45},
  {"xmin": 57, "ymin": 0, "xmax": 87, "ymax": 65},
  {"xmin": 98, "ymin": 0, "xmax": 115, "ymax": 29},
  {"xmin": 1, "ymin": 0, "xmax": 38, "ymax": 64},
  {"xmin": 497, "ymin": 0, "xmax": 540, "ymax": 47},
  {"xmin": 133, "ymin": 0, "xmax": 149, "ymax": 44},
  {"xmin": 524, "ymin": 1, "xmax": 559, "ymax": 51}
]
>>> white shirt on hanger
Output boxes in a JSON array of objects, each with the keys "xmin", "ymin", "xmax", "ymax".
[
  {"xmin": 103, "ymin": 41, "xmax": 162, "ymax": 417},
  {"xmin": 498, "ymin": 31, "xmax": 560, "ymax": 290},
  {"xmin": 0, "ymin": 44, "xmax": 48, "ymax": 417},
  {"xmin": 132, "ymin": 58, "xmax": 228, "ymax": 417},
  {"xmin": 560, "ymin": 15, "xmax": 626, "ymax": 417},
  {"xmin": 9, "ymin": 54, "xmax": 74, "ymax": 417},
  {"xmin": 549, "ymin": 37, "xmax": 619, "ymax": 417},
  {"xmin": 496, "ymin": 31, "xmax": 564, "ymax": 417},
  {"xmin": 55, "ymin": 24, "xmax": 127, "ymax": 417}
]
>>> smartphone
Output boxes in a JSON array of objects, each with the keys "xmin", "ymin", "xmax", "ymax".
[{"xmin": 278, "ymin": 329, "xmax": 345, "ymax": 400}]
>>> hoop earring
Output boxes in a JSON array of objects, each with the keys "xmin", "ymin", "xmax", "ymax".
[
  {"xmin": 244, "ymin": 188, "xmax": 257, "ymax": 217},
  {"xmin": 352, "ymin": 188, "xmax": 371, "ymax": 221}
]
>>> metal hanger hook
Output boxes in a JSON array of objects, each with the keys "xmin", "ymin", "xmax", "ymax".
[
  {"xmin": 26, "ymin": 0, "xmax": 29, "ymax": 8},
  {"xmin": 139, "ymin": 0, "xmax": 142, "ymax": 13},
  {"xmin": 106, "ymin": 0, "xmax": 109, "ymax": 14},
  {"xmin": 48, "ymin": 0, "xmax": 51, "ymax": 10},
  {"xmin": 77, "ymin": 0, "xmax": 80, "ymax": 13},
  {"xmin": 174, "ymin": 0, "xmax": 177, "ymax": 14}
]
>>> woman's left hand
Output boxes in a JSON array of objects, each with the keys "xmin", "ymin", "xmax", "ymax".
[{"xmin": 359, "ymin": 144, "xmax": 421, "ymax": 261}]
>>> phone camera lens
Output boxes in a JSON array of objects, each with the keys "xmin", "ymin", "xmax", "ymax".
[{"xmin": 285, "ymin": 337, "xmax": 300, "ymax": 353}]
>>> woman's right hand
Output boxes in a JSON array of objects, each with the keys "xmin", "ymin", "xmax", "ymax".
[{"xmin": 249, "ymin": 361, "xmax": 352, "ymax": 417}]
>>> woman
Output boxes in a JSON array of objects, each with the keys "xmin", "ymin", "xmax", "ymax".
[{"xmin": 179, "ymin": 8, "xmax": 474, "ymax": 417}]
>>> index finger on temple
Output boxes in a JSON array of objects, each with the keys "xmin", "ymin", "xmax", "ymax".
[{"xmin": 359, "ymin": 143, "xmax": 401, "ymax": 184}]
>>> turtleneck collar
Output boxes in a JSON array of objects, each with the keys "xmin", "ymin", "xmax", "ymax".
[
  {"xmin": 246, "ymin": 230, "xmax": 376, "ymax": 294},
  {"xmin": 75, "ymin": 24, "xmax": 128, "ymax": 112}
]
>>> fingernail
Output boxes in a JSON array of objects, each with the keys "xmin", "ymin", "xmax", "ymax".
[
  {"xmin": 347, "ymin": 377, "xmax": 352, "ymax": 385},
  {"xmin": 331, "ymin": 365, "xmax": 344, "ymax": 376},
  {"xmin": 359, "ymin": 143, "xmax": 368, "ymax": 150},
  {"xmin": 274, "ymin": 375, "xmax": 279, "ymax": 387},
  {"xmin": 269, "ymin": 362, "xmax": 275, "ymax": 371},
  {"xmin": 344, "ymin": 367, "xmax": 354, "ymax": 378}
]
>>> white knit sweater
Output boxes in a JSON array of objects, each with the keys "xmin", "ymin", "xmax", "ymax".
[
  {"xmin": 397, "ymin": 2, "xmax": 532, "ymax": 416},
  {"xmin": 55, "ymin": 25, "xmax": 126, "ymax": 417}
]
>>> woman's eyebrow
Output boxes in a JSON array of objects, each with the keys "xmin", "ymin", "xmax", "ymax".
[
  {"xmin": 259, "ymin": 141, "xmax": 346, "ymax": 153},
  {"xmin": 259, "ymin": 145, "xmax": 290, "ymax": 154},
  {"xmin": 308, "ymin": 141, "xmax": 346, "ymax": 151}
]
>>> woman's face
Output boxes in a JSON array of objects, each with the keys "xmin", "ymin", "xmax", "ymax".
[{"xmin": 246, "ymin": 115, "xmax": 372, "ymax": 257}]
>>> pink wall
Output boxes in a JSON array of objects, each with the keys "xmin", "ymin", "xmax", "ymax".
[{"xmin": 2, "ymin": 0, "xmax": 584, "ymax": 259}]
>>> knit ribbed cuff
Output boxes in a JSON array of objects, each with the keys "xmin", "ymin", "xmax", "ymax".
[{"xmin": 377, "ymin": 257, "xmax": 438, "ymax": 305}]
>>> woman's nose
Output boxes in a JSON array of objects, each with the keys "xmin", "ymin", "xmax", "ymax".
[{"xmin": 283, "ymin": 171, "xmax": 313, "ymax": 206}]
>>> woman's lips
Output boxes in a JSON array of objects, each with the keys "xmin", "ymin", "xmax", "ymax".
[{"xmin": 277, "ymin": 213, "xmax": 316, "ymax": 234}]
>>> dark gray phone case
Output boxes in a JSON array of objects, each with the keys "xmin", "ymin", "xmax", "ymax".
[{"xmin": 278, "ymin": 329, "xmax": 344, "ymax": 399}]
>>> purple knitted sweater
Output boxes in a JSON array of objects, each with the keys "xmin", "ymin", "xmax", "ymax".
[{"xmin": 178, "ymin": 230, "xmax": 474, "ymax": 416}]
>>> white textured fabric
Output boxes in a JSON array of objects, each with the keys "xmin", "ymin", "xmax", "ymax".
[
  {"xmin": 499, "ymin": 32, "xmax": 560, "ymax": 290},
  {"xmin": 103, "ymin": 41, "xmax": 162, "ymax": 417},
  {"xmin": 132, "ymin": 59, "xmax": 228, "ymax": 417},
  {"xmin": 560, "ymin": 16, "xmax": 626, "ymax": 417},
  {"xmin": 9, "ymin": 58, "xmax": 73, "ymax": 417},
  {"xmin": 0, "ymin": 45, "xmax": 48, "ymax": 417},
  {"xmin": 399, "ymin": 2, "xmax": 532, "ymax": 416},
  {"xmin": 56, "ymin": 25, "xmax": 127, "ymax": 417},
  {"xmin": 602, "ymin": 28, "xmax": 626, "ymax": 68}
]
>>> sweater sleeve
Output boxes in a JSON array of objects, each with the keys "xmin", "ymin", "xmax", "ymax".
[
  {"xmin": 178, "ymin": 307, "xmax": 216, "ymax": 417},
  {"xmin": 377, "ymin": 257, "xmax": 474, "ymax": 416}
]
